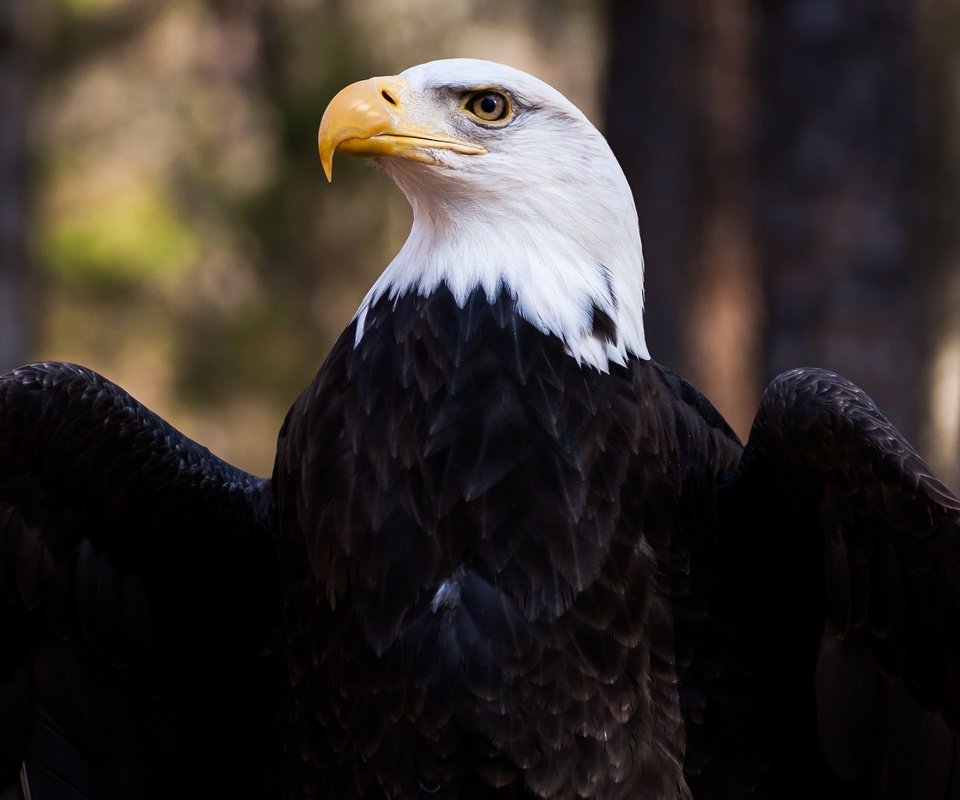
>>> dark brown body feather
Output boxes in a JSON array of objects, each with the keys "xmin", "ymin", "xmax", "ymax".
[
  {"xmin": 273, "ymin": 286, "xmax": 745, "ymax": 798},
  {"xmin": 0, "ymin": 295, "xmax": 959, "ymax": 798}
]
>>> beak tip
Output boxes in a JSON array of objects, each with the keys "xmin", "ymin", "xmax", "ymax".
[{"xmin": 318, "ymin": 129, "xmax": 334, "ymax": 182}]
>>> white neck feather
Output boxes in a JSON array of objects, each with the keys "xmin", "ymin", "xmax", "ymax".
[
  {"xmin": 351, "ymin": 63, "xmax": 650, "ymax": 372},
  {"xmin": 353, "ymin": 170, "xmax": 649, "ymax": 372}
]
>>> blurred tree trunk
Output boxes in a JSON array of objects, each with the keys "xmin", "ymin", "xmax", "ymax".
[
  {"xmin": 604, "ymin": 2, "xmax": 697, "ymax": 378},
  {"xmin": 920, "ymin": 1, "xmax": 960, "ymax": 491},
  {"xmin": 0, "ymin": 1, "xmax": 34, "ymax": 372},
  {"xmin": 755, "ymin": 1, "xmax": 924, "ymax": 442},
  {"xmin": 685, "ymin": 0, "xmax": 761, "ymax": 439},
  {"xmin": 604, "ymin": 0, "xmax": 760, "ymax": 438},
  {"xmin": 607, "ymin": 2, "xmax": 925, "ymax": 445}
]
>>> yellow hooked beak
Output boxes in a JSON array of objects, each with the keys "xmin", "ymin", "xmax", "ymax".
[{"xmin": 318, "ymin": 75, "xmax": 487, "ymax": 181}]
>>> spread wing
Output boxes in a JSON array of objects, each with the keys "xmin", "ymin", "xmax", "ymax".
[
  {"xmin": 0, "ymin": 363, "xmax": 279, "ymax": 800},
  {"xmin": 726, "ymin": 368, "xmax": 960, "ymax": 798}
]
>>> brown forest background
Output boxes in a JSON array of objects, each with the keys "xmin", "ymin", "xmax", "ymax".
[{"xmin": 2, "ymin": 0, "xmax": 959, "ymax": 490}]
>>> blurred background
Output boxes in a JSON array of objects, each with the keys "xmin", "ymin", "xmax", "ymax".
[{"xmin": 1, "ymin": 0, "xmax": 958, "ymax": 490}]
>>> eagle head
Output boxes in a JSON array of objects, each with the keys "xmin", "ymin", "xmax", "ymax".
[{"xmin": 319, "ymin": 59, "xmax": 649, "ymax": 370}]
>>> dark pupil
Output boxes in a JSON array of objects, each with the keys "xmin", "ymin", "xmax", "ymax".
[{"xmin": 479, "ymin": 95, "xmax": 499, "ymax": 114}]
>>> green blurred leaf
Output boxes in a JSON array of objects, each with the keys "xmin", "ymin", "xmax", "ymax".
[{"xmin": 38, "ymin": 184, "xmax": 198, "ymax": 289}]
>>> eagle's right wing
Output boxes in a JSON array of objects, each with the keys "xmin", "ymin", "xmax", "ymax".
[{"xmin": 0, "ymin": 363, "xmax": 279, "ymax": 799}]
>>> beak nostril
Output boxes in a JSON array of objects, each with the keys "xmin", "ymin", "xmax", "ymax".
[{"xmin": 381, "ymin": 89, "xmax": 398, "ymax": 106}]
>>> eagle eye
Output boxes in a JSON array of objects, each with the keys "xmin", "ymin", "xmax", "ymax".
[{"xmin": 464, "ymin": 91, "xmax": 511, "ymax": 123}]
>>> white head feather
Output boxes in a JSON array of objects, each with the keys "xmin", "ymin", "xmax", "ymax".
[{"xmin": 352, "ymin": 59, "xmax": 650, "ymax": 370}]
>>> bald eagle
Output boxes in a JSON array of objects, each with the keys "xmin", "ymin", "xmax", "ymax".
[{"xmin": 1, "ymin": 59, "xmax": 959, "ymax": 800}]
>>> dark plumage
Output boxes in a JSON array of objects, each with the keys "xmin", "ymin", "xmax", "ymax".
[
  {"xmin": 274, "ymin": 286, "xmax": 741, "ymax": 798},
  {"xmin": 2, "ymin": 58, "xmax": 959, "ymax": 799},
  {"xmin": 0, "ymin": 364, "xmax": 278, "ymax": 798}
]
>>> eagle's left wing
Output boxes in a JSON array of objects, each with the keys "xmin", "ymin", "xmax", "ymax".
[{"xmin": 724, "ymin": 367, "xmax": 960, "ymax": 798}]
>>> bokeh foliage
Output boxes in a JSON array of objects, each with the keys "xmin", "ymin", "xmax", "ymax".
[
  {"xmin": 18, "ymin": 0, "xmax": 960, "ymax": 489},
  {"xmin": 26, "ymin": 0, "xmax": 606, "ymax": 473}
]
